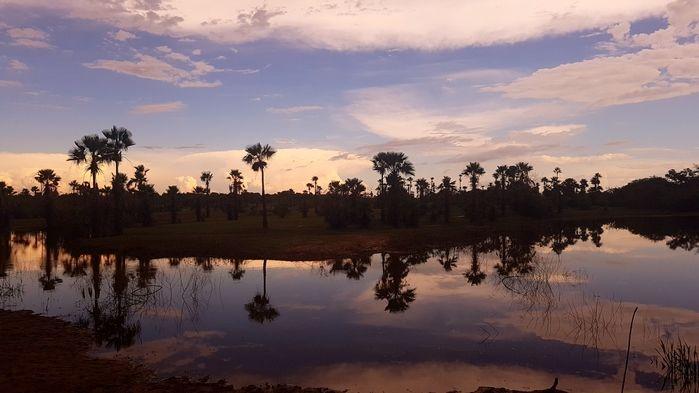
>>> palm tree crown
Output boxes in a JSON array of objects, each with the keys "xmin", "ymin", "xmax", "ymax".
[
  {"xmin": 34, "ymin": 169, "xmax": 61, "ymax": 195},
  {"xmin": 462, "ymin": 162, "xmax": 485, "ymax": 191},
  {"xmin": 68, "ymin": 134, "xmax": 109, "ymax": 190},
  {"xmin": 102, "ymin": 126, "xmax": 134, "ymax": 177}
]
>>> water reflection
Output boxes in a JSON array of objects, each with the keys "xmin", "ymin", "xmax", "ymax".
[{"xmin": 1, "ymin": 219, "xmax": 699, "ymax": 392}]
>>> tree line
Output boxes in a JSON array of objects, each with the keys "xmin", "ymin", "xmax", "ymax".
[{"xmin": 0, "ymin": 126, "xmax": 698, "ymax": 237}]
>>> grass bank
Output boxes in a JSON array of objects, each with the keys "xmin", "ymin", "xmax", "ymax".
[{"xmin": 50, "ymin": 208, "xmax": 698, "ymax": 260}]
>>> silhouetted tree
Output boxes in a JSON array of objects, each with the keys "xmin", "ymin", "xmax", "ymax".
[
  {"xmin": 243, "ymin": 143, "xmax": 276, "ymax": 229},
  {"xmin": 438, "ymin": 176, "xmax": 456, "ymax": 223},
  {"xmin": 245, "ymin": 259, "xmax": 279, "ymax": 323},
  {"xmin": 200, "ymin": 171, "xmax": 213, "ymax": 218},
  {"xmin": 227, "ymin": 169, "xmax": 244, "ymax": 220},
  {"xmin": 165, "ymin": 185, "xmax": 179, "ymax": 224},
  {"xmin": 34, "ymin": 169, "xmax": 61, "ymax": 230}
]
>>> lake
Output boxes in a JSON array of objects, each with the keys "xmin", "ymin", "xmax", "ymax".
[{"xmin": 1, "ymin": 218, "xmax": 698, "ymax": 392}]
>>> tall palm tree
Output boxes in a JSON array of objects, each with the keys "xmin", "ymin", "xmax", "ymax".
[
  {"xmin": 34, "ymin": 169, "xmax": 61, "ymax": 230},
  {"xmin": 462, "ymin": 162, "xmax": 485, "ymax": 222},
  {"xmin": 165, "ymin": 185, "xmax": 179, "ymax": 224},
  {"xmin": 34, "ymin": 169, "xmax": 61, "ymax": 195},
  {"xmin": 305, "ymin": 182, "xmax": 313, "ymax": 194},
  {"xmin": 102, "ymin": 126, "xmax": 134, "ymax": 179},
  {"xmin": 438, "ymin": 176, "xmax": 456, "ymax": 223},
  {"xmin": 311, "ymin": 176, "xmax": 319, "ymax": 195},
  {"xmin": 200, "ymin": 171, "xmax": 213, "ymax": 217},
  {"xmin": 462, "ymin": 162, "xmax": 485, "ymax": 191},
  {"xmin": 244, "ymin": 259, "xmax": 279, "ymax": 323},
  {"xmin": 415, "ymin": 178, "xmax": 429, "ymax": 199},
  {"xmin": 243, "ymin": 143, "xmax": 276, "ymax": 229},
  {"xmin": 227, "ymin": 169, "xmax": 244, "ymax": 220},
  {"xmin": 68, "ymin": 134, "xmax": 109, "ymax": 191}
]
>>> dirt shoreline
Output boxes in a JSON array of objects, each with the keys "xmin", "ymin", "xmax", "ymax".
[{"xmin": 0, "ymin": 309, "xmax": 568, "ymax": 393}]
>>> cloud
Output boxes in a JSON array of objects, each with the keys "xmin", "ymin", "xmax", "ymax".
[
  {"xmin": 0, "ymin": 148, "xmax": 372, "ymax": 194},
  {"xmin": 130, "ymin": 101, "xmax": 186, "ymax": 114},
  {"xmin": 515, "ymin": 124, "xmax": 586, "ymax": 137},
  {"xmin": 108, "ymin": 29, "xmax": 137, "ymax": 41},
  {"xmin": 6, "ymin": 27, "xmax": 52, "ymax": 48},
  {"xmin": 538, "ymin": 153, "xmax": 631, "ymax": 164},
  {"xmin": 191, "ymin": 48, "xmax": 201, "ymax": 55},
  {"xmin": 484, "ymin": 1, "xmax": 699, "ymax": 108},
  {"xmin": 267, "ymin": 105, "xmax": 323, "ymax": 115},
  {"xmin": 0, "ymin": 80, "xmax": 22, "ymax": 88},
  {"xmin": 84, "ymin": 51, "xmax": 222, "ymax": 88},
  {"xmin": 0, "ymin": 1, "xmax": 672, "ymax": 51},
  {"xmin": 7, "ymin": 59, "xmax": 29, "ymax": 71}
]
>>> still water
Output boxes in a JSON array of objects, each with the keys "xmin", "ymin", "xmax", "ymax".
[{"xmin": 1, "ymin": 219, "xmax": 698, "ymax": 392}]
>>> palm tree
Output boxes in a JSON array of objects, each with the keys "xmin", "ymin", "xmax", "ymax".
[
  {"xmin": 242, "ymin": 143, "xmax": 276, "ymax": 229},
  {"xmin": 34, "ymin": 169, "xmax": 61, "ymax": 230},
  {"xmin": 68, "ymin": 134, "xmax": 109, "ymax": 191},
  {"xmin": 103, "ymin": 126, "xmax": 134, "ymax": 234},
  {"xmin": 590, "ymin": 172, "xmax": 603, "ymax": 192},
  {"xmin": 102, "ymin": 126, "xmax": 134, "ymax": 179},
  {"xmin": 438, "ymin": 176, "xmax": 456, "ymax": 223},
  {"xmin": 227, "ymin": 169, "xmax": 244, "ymax": 220},
  {"xmin": 415, "ymin": 178, "xmax": 429, "ymax": 199},
  {"xmin": 165, "ymin": 186, "xmax": 179, "ymax": 224},
  {"xmin": 34, "ymin": 169, "xmax": 61, "ymax": 195},
  {"xmin": 463, "ymin": 162, "xmax": 485, "ymax": 221},
  {"xmin": 462, "ymin": 162, "xmax": 485, "ymax": 191},
  {"xmin": 200, "ymin": 171, "xmax": 213, "ymax": 218},
  {"xmin": 515, "ymin": 162, "xmax": 534, "ymax": 184},
  {"xmin": 311, "ymin": 176, "xmax": 319, "ymax": 194},
  {"xmin": 305, "ymin": 182, "xmax": 313, "ymax": 194},
  {"xmin": 244, "ymin": 259, "xmax": 279, "ymax": 323},
  {"xmin": 407, "ymin": 177, "xmax": 413, "ymax": 196}
]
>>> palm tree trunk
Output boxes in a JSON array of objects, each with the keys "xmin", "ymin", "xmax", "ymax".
[
  {"xmin": 261, "ymin": 168, "xmax": 268, "ymax": 229},
  {"xmin": 262, "ymin": 259, "xmax": 267, "ymax": 297}
]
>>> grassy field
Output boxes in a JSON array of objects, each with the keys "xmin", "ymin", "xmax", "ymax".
[{"xmin": 10, "ymin": 207, "xmax": 697, "ymax": 260}]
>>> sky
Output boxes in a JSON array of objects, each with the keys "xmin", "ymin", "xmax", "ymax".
[{"xmin": 1, "ymin": 0, "xmax": 698, "ymax": 193}]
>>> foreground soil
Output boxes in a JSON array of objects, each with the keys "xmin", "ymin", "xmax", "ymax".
[{"xmin": 1, "ymin": 309, "xmax": 568, "ymax": 393}]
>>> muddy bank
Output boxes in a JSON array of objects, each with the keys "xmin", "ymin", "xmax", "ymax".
[{"xmin": 0, "ymin": 310, "xmax": 567, "ymax": 393}]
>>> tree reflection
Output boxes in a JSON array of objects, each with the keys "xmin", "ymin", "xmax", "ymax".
[
  {"xmin": 0, "ymin": 232, "xmax": 11, "ymax": 278},
  {"xmin": 464, "ymin": 244, "xmax": 486, "ymax": 286},
  {"xmin": 245, "ymin": 259, "xmax": 279, "ymax": 324},
  {"xmin": 433, "ymin": 247, "xmax": 458, "ymax": 272},
  {"xmin": 77, "ymin": 254, "xmax": 145, "ymax": 350},
  {"xmin": 229, "ymin": 258, "xmax": 246, "ymax": 280},
  {"xmin": 374, "ymin": 253, "xmax": 424, "ymax": 313},
  {"xmin": 326, "ymin": 256, "xmax": 371, "ymax": 280},
  {"xmin": 38, "ymin": 233, "xmax": 62, "ymax": 290}
]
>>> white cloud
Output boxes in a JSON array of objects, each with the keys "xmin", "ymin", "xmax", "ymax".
[
  {"xmin": 130, "ymin": 101, "xmax": 186, "ymax": 115},
  {"xmin": 84, "ymin": 51, "xmax": 222, "ymax": 88},
  {"xmin": 0, "ymin": 80, "xmax": 22, "ymax": 88},
  {"xmin": 6, "ymin": 27, "xmax": 53, "ymax": 48},
  {"xmin": 538, "ymin": 153, "xmax": 630, "ymax": 164},
  {"xmin": 485, "ymin": 0, "xmax": 699, "ymax": 108},
  {"xmin": 0, "ymin": 0, "xmax": 672, "ymax": 51},
  {"xmin": 192, "ymin": 48, "xmax": 202, "ymax": 55},
  {"xmin": 7, "ymin": 59, "xmax": 29, "ymax": 71},
  {"xmin": 108, "ymin": 29, "xmax": 136, "ymax": 41},
  {"xmin": 515, "ymin": 124, "xmax": 586, "ymax": 137},
  {"xmin": 483, "ymin": 44, "xmax": 699, "ymax": 107},
  {"xmin": 267, "ymin": 105, "xmax": 323, "ymax": 115}
]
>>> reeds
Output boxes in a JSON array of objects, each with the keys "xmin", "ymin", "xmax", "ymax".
[{"xmin": 655, "ymin": 336, "xmax": 699, "ymax": 392}]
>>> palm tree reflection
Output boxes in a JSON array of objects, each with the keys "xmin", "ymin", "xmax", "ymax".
[
  {"xmin": 374, "ymin": 253, "xmax": 423, "ymax": 313},
  {"xmin": 245, "ymin": 259, "xmax": 279, "ymax": 324},
  {"xmin": 326, "ymin": 256, "xmax": 371, "ymax": 280}
]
